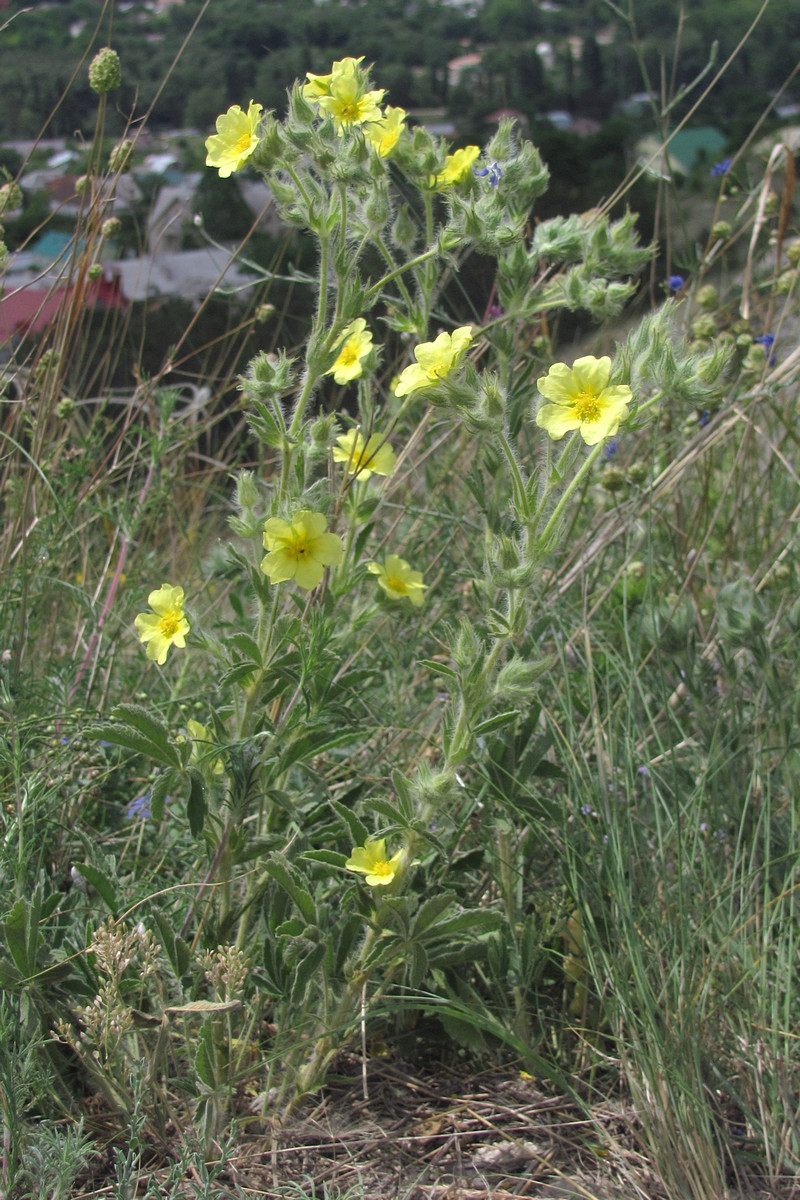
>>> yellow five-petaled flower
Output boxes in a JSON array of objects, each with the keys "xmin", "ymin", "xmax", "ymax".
[
  {"xmin": 367, "ymin": 555, "xmax": 426, "ymax": 606},
  {"xmin": 134, "ymin": 584, "xmax": 190, "ymax": 665},
  {"xmin": 261, "ymin": 510, "xmax": 344, "ymax": 590},
  {"xmin": 345, "ymin": 838, "xmax": 405, "ymax": 886},
  {"xmin": 324, "ymin": 318, "xmax": 373, "ymax": 385},
  {"xmin": 430, "ymin": 145, "xmax": 480, "ymax": 189},
  {"xmin": 535, "ymin": 355, "xmax": 633, "ymax": 446},
  {"xmin": 205, "ymin": 101, "xmax": 263, "ymax": 178},
  {"xmin": 393, "ymin": 326, "xmax": 473, "ymax": 397},
  {"xmin": 333, "ymin": 429, "xmax": 396, "ymax": 480}
]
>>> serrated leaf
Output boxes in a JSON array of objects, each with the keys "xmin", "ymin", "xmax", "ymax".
[
  {"xmin": 73, "ymin": 864, "xmax": 118, "ymax": 912},
  {"xmin": 111, "ymin": 703, "xmax": 174, "ymax": 750},
  {"xmin": 290, "ymin": 943, "xmax": 325, "ymax": 1006},
  {"xmin": 218, "ymin": 663, "xmax": 260, "ymax": 689},
  {"xmin": 411, "ymin": 892, "xmax": 457, "ymax": 937},
  {"xmin": 91, "ymin": 724, "xmax": 180, "ymax": 768},
  {"xmin": 263, "ymin": 857, "xmax": 317, "ymax": 925},
  {"xmin": 227, "ymin": 632, "xmax": 263, "ymax": 665},
  {"xmin": 302, "ymin": 849, "xmax": 349, "ymax": 869},
  {"xmin": 331, "ymin": 801, "xmax": 370, "ymax": 846}
]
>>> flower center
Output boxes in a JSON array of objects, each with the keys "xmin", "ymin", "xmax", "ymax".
[
  {"xmin": 386, "ymin": 575, "xmax": 407, "ymax": 593},
  {"xmin": 158, "ymin": 610, "xmax": 181, "ymax": 638},
  {"xmin": 427, "ymin": 359, "xmax": 447, "ymax": 380},
  {"xmin": 371, "ymin": 858, "xmax": 393, "ymax": 878},
  {"xmin": 234, "ymin": 132, "xmax": 252, "ymax": 156},
  {"xmin": 338, "ymin": 345, "xmax": 358, "ymax": 365},
  {"xmin": 289, "ymin": 536, "xmax": 309, "ymax": 559},
  {"xmin": 340, "ymin": 101, "xmax": 359, "ymax": 121},
  {"xmin": 572, "ymin": 390, "xmax": 604, "ymax": 422}
]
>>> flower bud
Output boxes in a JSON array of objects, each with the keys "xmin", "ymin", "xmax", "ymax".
[
  {"xmin": 87, "ymin": 263, "xmax": 103, "ymax": 280},
  {"xmin": 627, "ymin": 462, "xmax": 648, "ymax": 486},
  {"xmin": 0, "ymin": 181, "xmax": 22, "ymax": 214},
  {"xmin": 89, "ymin": 47, "xmax": 121, "ymax": 94},
  {"xmin": 696, "ymin": 284, "xmax": 718, "ymax": 310},
  {"xmin": 776, "ymin": 270, "xmax": 797, "ymax": 296},
  {"xmin": 101, "ymin": 217, "xmax": 121, "ymax": 238},
  {"xmin": 711, "ymin": 220, "xmax": 732, "ymax": 241},
  {"xmin": 75, "ymin": 174, "xmax": 92, "ymax": 197},
  {"xmin": 56, "ymin": 396, "xmax": 75, "ymax": 418},
  {"xmin": 786, "ymin": 239, "xmax": 800, "ymax": 267},
  {"xmin": 601, "ymin": 465, "xmax": 625, "ymax": 493},
  {"xmin": 109, "ymin": 140, "xmax": 133, "ymax": 173},
  {"xmin": 691, "ymin": 314, "xmax": 716, "ymax": 341}
]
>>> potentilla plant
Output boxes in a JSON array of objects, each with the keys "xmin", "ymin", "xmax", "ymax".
[{"xmin": 95, "ymin": 55, "xmax": 731, "ymax": 1115}]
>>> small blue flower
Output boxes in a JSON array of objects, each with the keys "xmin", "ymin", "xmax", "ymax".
[
  {"xmin": 698, "ymin": 410, "xmax": 711, "ymax": 428},
  {"xmin": 126, "ymin": 791, "xmax": 152, "ymax": 820},
  {"xmin": 754, "ymin": 333, "xmax": 775, "ymax": 349},
  {"xmin": 474, "ymin": 161, "xmax": 502, "ymax": 187},
  {"xmin": 711, "ymin": 158, "xmax": 731, "ymax": 177},
  {"xmin": 604, "ymin": 440, "xmax": 619, "ymax": 459},
  {"xmin": 668, "ymin": 274, "xmax": 685, "ymax": 292}
]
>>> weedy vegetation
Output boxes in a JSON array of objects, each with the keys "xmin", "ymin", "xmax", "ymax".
[{"xmin": 1, "ymin": 4, "xmax": 799, "ymax": 1198}]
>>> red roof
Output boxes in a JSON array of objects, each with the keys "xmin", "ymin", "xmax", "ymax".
[{"xmin": 0, "ymin": 271, "xmax": 126, "ymax": 342}]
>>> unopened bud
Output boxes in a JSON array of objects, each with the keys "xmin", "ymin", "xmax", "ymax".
[
  {"xmin": 109, "ymin": 139, "xmax": 134, "ymax": 173},
  {"xmin": 89, "ymin": 47, "xmax": 121, "ymax": 95},
  {"xmin": 101, "ymin": 217, "xmax": 121, "ymax": 238}
]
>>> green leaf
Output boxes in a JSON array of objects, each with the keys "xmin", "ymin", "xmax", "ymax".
[
  {"xmin": 331, "ymin": 801, "xmax": 370, "ymax": 846},
  {"xmin": 4, "ymin": 899, "xmax": 31, "ymax": 977},
  {"xmin": 427, "ymin": 909, "xmax": 503, "ymax": 940},
  {"xmin": 186, "ymin": 769, "xmax": 206, "ymax": 838},
  {"xmin": 150, "ymin": 771, "xmax": 175, "ymax": 823},
  {"xmin": 302, "ymin": 849, "xmax": 349, "ymax": 869},
  {"xmin": 263, "ymin": 856, "xmax": 317, "ymax": 925},
  {"xmin": 195, "ymin": 1032, "xmax": 215, "ymax": 1088},
  {"xmin": 418, "ymin": 658, "xmax": 458, "ymax": 679},
  {"xmin": 275, "ymin": 918, "xmax": 306, "ymax": 938},
  {"xmin": 73, "ymin": 864, "xmax": 118, "ymax": 912},
  {"xmin": 474, "ymin": 710, "xmax": 521, "ymax": 737},
  {"xmin": 111, "ymin": 703, "xmax": 175, "ymax": 753},
  {"xmin": 409, "ymin": 942, "xmax": 429, "ymax": 989},
  {"xmin": 227, "ymin": 632, "xmax": 263, "ymax": 665},
  {"xmin": 411, "ymin": 892, "xmax": 457, "ymax": 937},
  {"xmin": 290, "ymin": 942, "xmax": 325, "ymax": 1006},
  {"xmin": 91, "ymin": 724, "xmax": 181, "ymax": 769}
]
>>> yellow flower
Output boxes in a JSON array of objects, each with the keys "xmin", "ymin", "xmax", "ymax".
[
  {"xmin": 430, "ymin": 144, "xmax": 480, "ymax": 189},
  {"xmin": 261, "ymin": 510, "xmax": 343, "ymax": 590},
  {"xmin": 393, "ymin": 326, "xmax": 473, "ymax": 397},
  {"xmin": 302, "ymin": 56, "xmax": 364, "ymax": 101},
  {"xmin": 366, "ymin": 105, "xmax": 406, "ymax": 157},
  {"xmin": 345, "ymin": 838, "xmax": 405, "ymax": 886},
  {"xmin": 536, "ymin": 355, "xmax": 632, "ymax": 446},
  {"xmin": 317, "ymin": 60, "xmax": 384, "ymax": 133},
  {"xmin": 205, "ymin": 101, "xmax": 263, "ymax": 178},
  {"xmin": 134, "ymin": 584, "xmax": 190, "ymax": 665},
  {"xmin": 324, "ymin": 318, "xmax": 373, "ymax": 384},
  {"xmin": 333, "ymin": 429, "xmax": 396, "ymax": 480},
  {"xmin": 367, "ymin": 554, "xmax": 426, "ymax": 606}
]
